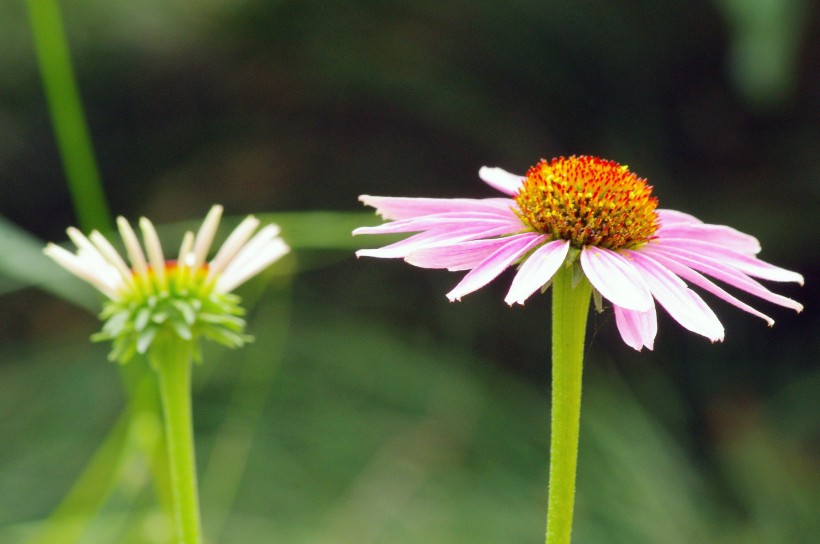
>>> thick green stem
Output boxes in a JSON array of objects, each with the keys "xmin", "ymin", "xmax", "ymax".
[
  {"xmin": 153, "ymin": 340, "xmax": 202, "ymax": 544},
  {"xmin": 546, "ymin": 264, "xmax": 592, "ymax": 544}
]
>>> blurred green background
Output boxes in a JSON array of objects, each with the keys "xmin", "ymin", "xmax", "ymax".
[{"xmin": 0, "ymin": 0, "xmax": 818, "ymax": 543}]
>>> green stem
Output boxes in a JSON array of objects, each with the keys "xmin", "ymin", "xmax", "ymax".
[
  {"xmin": 152, "ymin": 340, "xmax": 202, "ymax": 544},
  {"xmin": 546, "ymin": 264, "xmax": 592, "ymax": 544}
]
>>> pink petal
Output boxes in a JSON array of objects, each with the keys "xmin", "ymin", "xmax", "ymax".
[
  {"xmin": 614, "ymin": 304, "xmax": 657, "ymax": 351},
  {"xmin": 356, "ymin": 224, "xmax": 521, "ymax": 259},
  {"xmin": 657, "ymin": 223, "xmax": 761, "ymax": 255},
  {"xmin": 478, "ymin": 166, "xmax": 524, "ymax": 195},
  {"xmin": 359, "ymin": 195, "xmax": 515, "ymax": 220},
  {"xmin": 657, "ymin": 238, "xmax": 804, "ymax": 284},
  {"xmin": 406, "ymin": 234, "xmax": 542, "ymax": 270},
  {"xmin": 644, "ymin": 245, "xmax": 804, "ymax": 312},
  {"xmin": 656, "ymin": 209, "xmax": 702, "ymax": 226},
  {"xmin": 580, "ymin": 247, "xmax": 653, "ymax": 312},
  {"xmin": 627, "ymin": 251, "xmax": 724, "ymax": 342},
  {"xmin": 446, "ymin": 235, "xmax": 545, "ymax": 301},
  {"xmin": 353, "ymin": 211, "xmax": 520, "ymax": 236},
  {"xmin": 643, "ymin": 250, "xmax": 775, "ymax": 326},
  {"xmin": 504, "ymin": 239, "xmax": 570, "ymax": 305}
]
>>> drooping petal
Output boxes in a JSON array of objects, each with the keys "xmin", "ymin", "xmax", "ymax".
[
  {"xmin": 359, "ymin": 195, "xmax": 515, "ymax": 220},
  {"xmin": 656, "ymin": 238, "xmax": 804, "ymax": 284},
  {"xmin": 627, "ymin": 251, "xmax": 724, "ymax": 342},
  {"xmin": 406, "ymin": 234, "xmax": 543, "ymax": 271},
  {"xmin": 644, "ymin": 244, "xmax": 804, "ymax": 312},
  {"xmin": 614, "ymin": 304, "xmax": 657, "ymax": 351},
  {"xmin": 505, "ymin": 239, "xmax": 570, "ymax": 305},
  {"xmin": 580, "ymin": 247, "xmax": 653, "ymax": 312},
  {"xmin": 446, "ymin": 235, "xmax": 545, "ymax": 301},
  {"xmin": 478, "ymin": 166, "xmax": 524, "ymax": 195},
  {"xmin": 644, "ymin": 249, "xmax": 775, "ymax": 325}
]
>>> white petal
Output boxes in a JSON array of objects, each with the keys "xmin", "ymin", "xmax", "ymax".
[
  {"xmin": 65, "ymin": 227, "xmax": 102, "ymax": 261},
  {"xmin": 117, "ymin": 216, "xmax": 148, "ymax": 276},
  {"xmin": 478, "ymin": 166, "xmax": 525, "ymax": 195},
  {"xmin": 216, "ymin": 225, "xmax": 289, "ymax": 292},
  {"xmin": 65, "ymin": 227, "xmax": 123, "ymax": 286},
  {"xmin": 579, "ymin": 247, "xmax": 653, "ymax": 311},
  {"xmin": 216, "ymin": 237, "xmax": 289, "ymax": 293},
  {"xmin": 140, "ymin": 217, "xmax": 166, "ymax": 286},
  {"xmin": 190, "ymin": 205, "xmax": 223, "ymax": 270},
  {"xmin": 504, "ymin": 239, "xmax": 570, "ymax": 305},
  {"xmin": 89, "ymin": 231, "xmax": 133, "ymax": 284},
  {"xmin": 43, "ymin": 243, "xmax": 119, "ymax": 299},
  {"xmin": 177, "ymin": 231, "xmax": 195, "ymax": 269},
  {"xmin": 207, "ymin": 215, "xmax": 262, "ymax": 280}
]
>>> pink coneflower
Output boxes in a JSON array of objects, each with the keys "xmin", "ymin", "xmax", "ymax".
[{"xmin": 354, "ymin": 155, "xmax": 803, "ymax": 350}]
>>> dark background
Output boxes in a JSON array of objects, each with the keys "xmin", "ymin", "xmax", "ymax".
[{"xmin": 1, "ymin": 1, "xmax": 817, "ymax": 543}]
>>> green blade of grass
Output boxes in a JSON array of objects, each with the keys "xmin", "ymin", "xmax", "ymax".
[{"xmin": 26, "ymin": 0, "xmax": 110, "ymax": 232}]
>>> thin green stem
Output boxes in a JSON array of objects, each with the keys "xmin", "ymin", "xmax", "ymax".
[
  {"xmin": 26, "ymin": 0, "xmax": 110, "ymax": 232},
  {"xmin": 546, "ymin": 264, "xmax": 592, "ymax": 544},
  {"xmin": 153, "ymin": 340, "xmax": 202, "ymax": 544}
]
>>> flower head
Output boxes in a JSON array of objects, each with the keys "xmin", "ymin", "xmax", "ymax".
[
  {"xmin": 354, "ymin": 155, "xmax": 803, "ymax": 350},
  {"xmin": 45, "ymin": 205, "xmax": 290, "ymax": 363}
]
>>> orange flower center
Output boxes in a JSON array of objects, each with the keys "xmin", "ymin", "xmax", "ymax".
[
  {"xmin": 125, "ymin": 261, "xmax": 213, "ymax": 299},
  {"xmin": 513, "ymin": 155, "xmax": 659, "ymax": 250}
]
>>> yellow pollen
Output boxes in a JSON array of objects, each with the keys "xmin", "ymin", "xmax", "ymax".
[
  {"xmin": 514, "ymin": 155, "xmax": 659, "ymax": 250},
  {"xmin": 128, "ymin": 260, "xmax": 212, "ymax": 298}
]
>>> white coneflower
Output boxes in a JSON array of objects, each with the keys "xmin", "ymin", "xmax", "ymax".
[{"xmin": 45, "ymin": 204, "xmax": 289, "ymax": 363}]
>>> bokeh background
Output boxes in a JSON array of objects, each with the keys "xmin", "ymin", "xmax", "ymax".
[{"xmin": 1, "ymin": 0, "xmax": 818, "ymax": 543}]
